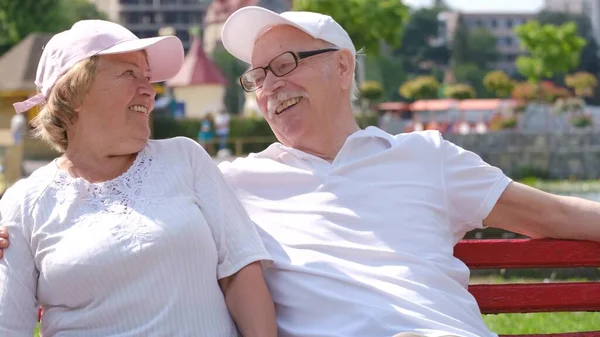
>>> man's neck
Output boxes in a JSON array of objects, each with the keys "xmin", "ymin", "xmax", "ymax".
[{"xmin": 292, "ymin": 119, "xmax": 360, "ymax": 162}]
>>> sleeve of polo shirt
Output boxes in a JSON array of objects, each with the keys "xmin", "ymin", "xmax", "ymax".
[
  {"xmin": 188, "ymin": 140, "xmax": 273, "ymax": 279},
  {"xmin": 440, "ymin": 135, "xmax": 512, "ymax": 233},
  {"xmin": 0, "ymin": 182, "xmax": 39, "ymax": 336}
]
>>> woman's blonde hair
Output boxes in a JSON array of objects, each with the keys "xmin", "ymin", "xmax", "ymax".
[{"xmin": 30, "ymin": 56, "xmax": 100, "ymax": 153}]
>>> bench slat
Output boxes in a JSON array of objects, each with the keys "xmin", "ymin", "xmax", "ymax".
[
  {"xmin": 455, "ymin": 239, "xmax": 600, "ymax": 269},
  {"xmin": 471, "ymin": 282, "xmax": 600, "ymax": 314}
]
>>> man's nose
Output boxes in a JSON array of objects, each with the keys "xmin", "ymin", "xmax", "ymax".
[{"xmin": 260, "ymin": 71, "xmax": 284, "ymax": 96}]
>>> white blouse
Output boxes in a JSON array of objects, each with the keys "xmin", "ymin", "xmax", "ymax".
[{"xmin": 0, "ymin": 137, "xmax": 272, "ymax": 337}]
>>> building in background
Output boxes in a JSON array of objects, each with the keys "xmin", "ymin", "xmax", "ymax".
[
  {"xmin": 89, "ymin": 0, "xmax": 292, "ymax": 53},
  {"xmin": 437, "ymin": 11, "xmax": 536, "ymax": 75},
  {"xmin": 167, "ymin": 34, "xmax": 228, "ymax": 118},
  {"xmin": 202, "ymin": 0, "xmax": 293, "ymax": 55},
  {"xmin": 89, "ymin": 0, "xmax": 213, "ymax": 50},
  {"xmin": 544, "ymin": 0, "xmax": 588, "ymax": 14}
]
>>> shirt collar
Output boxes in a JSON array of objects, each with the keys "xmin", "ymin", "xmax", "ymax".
[{"xmin": 251, "ymin": 126, "xmax": 395, "ymax": 160}]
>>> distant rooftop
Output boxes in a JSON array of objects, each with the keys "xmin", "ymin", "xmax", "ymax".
[
  {"xmin": 0, "ymin": 33, "xmax": 52, "ymax": 92},
  {"xmin": 167, "ymin": 36, "xmax": 227, "ymax": 87}
]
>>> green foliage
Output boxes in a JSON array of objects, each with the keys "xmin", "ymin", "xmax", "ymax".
[
  {"xmin": 396, "ymin": 6, "xmax": 450, "ymax": 70},
  {"xmin": 483, "ymin": 312, "xmax": 600, "ymax": 335},
  {"xmin": 444, "ymin": 83, "xmax": 476, "ymax": 100},
  {"xmin": 463, "ymin": 28, "xmax": 499, "ymax": 69},
  {"xmin": 451, "ymin": 15, "xmax": 498, "ymax": 70},
  {"xmin": 153, "ymin": 116, "xmax": 273, "ymax": 140},
  {"xmin": 514, "ymin": 21, "xmax": 586, "ymax": 83},
  {"xmin": 483, "ymin": 70, "xmax": 515, "ymax": 98},
  {"xmin": 501, "ymin": 117, "xmax": 518, "ymax": 129},
  {"xmin": 293, "ymin": 0, "xmax": 409, "ymax": 55},
  {"xmin": 453, "ymin": 63, "xmax": 491, "ymax": 98},
  {"xmin": 399, "ymin": 76, "xmax": 440, "ymax": 100},
  {"xmin": 565, "ymin": 71, "xmax": 598, "ymax": 98},
  {"xmin": 0, "ymin": 0, "xmax": 106, "ymax": 55},
  {"xmin": 211, "ymin": 44, "xmax": 248, "ymax": 114},
  {"xmin": 359, "ymin": 80, "xmax": 384, "ymax": 101},
  {"xmin": 152, "ymin": 115, "xmax": 378, "ymax": 154},
  {"xmin": 368, "ymin": 53, "xmax": 407, "ymax": 101},
  {"xmin": 571, "ymin": 114, "xmax": 593, "ymax": 128},
  {"xmin": 537, "ymin": 11, "xmax": 600, "ymax": 77},
  {"xmin": 554, "ymin": 97, "xmax": 585, "ymax": 114}
]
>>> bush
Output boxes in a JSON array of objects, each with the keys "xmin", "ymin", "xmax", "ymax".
[
  {"xmin": 359, "ymin": 81, "xmax": 384, "ymax": 102},
  {"xmin": 152, "ymin": 114, "xmax": 379, "ymax": 155},
  {"xmin": 571, "ymin": 114, "xmax": 593, "ymax": 128},
  {"xmin": 444, "ymin": 83, "xmax": 476, "ymax": 100}
]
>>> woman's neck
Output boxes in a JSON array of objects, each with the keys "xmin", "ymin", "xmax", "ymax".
[{"xmin": 59, "ymin": 148, "xmax": 138, "ymax": 183}]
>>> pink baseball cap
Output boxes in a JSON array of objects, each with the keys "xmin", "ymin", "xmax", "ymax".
[{"xmin": 13, "ymin": 19, "xmax": 184, "ymax": 113}]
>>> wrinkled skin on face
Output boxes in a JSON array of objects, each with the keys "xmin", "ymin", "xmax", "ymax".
[
  {"xmin": 68, "ymin": 51, "xmax": 156, "ymax": 157},
  {"xmin": 251, "ymin": 25, "xmax": 357, "ymax": 160}
]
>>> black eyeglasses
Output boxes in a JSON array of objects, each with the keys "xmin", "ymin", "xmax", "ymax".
[{"xmin": 239, "ymin": 48, "xmax": 339, "ymax": 92}]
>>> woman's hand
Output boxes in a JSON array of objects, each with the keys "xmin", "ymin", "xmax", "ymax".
[{"xmin": 0, "ymin": 227, "xmax": 8, "ymax": 259}]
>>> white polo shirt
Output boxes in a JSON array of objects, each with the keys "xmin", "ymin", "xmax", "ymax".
[{"xmin": 218, "ymin": 127, "xmax": 512, "ymax": 337}]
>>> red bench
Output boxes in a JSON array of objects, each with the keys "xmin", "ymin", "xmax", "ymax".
[
  {"xmin": 455, "ymin": 238, "xmax": 600, "ymax": 337},
  {"xmin": 36, "ymin": 238, "xmax": 600, "ymax": 336}
]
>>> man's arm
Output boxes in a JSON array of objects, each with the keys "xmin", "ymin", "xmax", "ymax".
[
  {"xmin": 484, "ymin": 181, "xmax": 600, "ymax": 242},
  {"xmin": 219, "ymin": 261, "xmax": 277, "ymax": 337}
]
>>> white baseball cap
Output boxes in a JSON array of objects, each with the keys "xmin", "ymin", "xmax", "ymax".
[
  {"xmin": 14, "ymin": 20, "xmax": 184, "ymax": 113},
  {"xmin": 220, "ymin": 6, "xmax": 356, "ymax": 65}
]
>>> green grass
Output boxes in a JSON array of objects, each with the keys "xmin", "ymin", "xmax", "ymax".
[
  {"xmin": 519, "ymin": 178, "xmax": 600, "ymax": 194},
  {"xmin": 483, "ymin": 312, "xmax": 600, "ymax": 334}
]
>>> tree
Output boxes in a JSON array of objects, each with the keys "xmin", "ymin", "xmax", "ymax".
[
  {"xmin": 444, "ymin": 84, "xmax": 476, "ymax": 100},
  {"xmin": 565, "ymin": 72, "xmax": 598, "ymax": 98},
  {"xmin": 212, "ymin": 43, "xmax": 248, "ymax": 114},
  {"xmin": 514, "ymin": 21, "xmax": 586, "ymax": 85},
  {"xmin": 395, "ymin": 7, "xmax": 450, "ymax": 71},
  {"xmin": 454, "ymin": 63, "xmax": 491, "ymax": 98},
  {"xmin": 465, "ymin": 28, "xmax": 498, "ymax": 69},
  {"xmin": 537, "ymin": 11, "xmax": 600, "ymax": 77},
  {"xmin": 450, "ymin": 16, "xmax": 498, "ymax": 70},
  {"xmin": 293, "ymin": 0, "xmax": 409, "ymax": 56},
  {"xmin": 0, "ymin": 0, "xmax": 107, "ymax": 55},
  {"xmin": 399, "ymin": 76, "xmax": 440, "ymax": 100},
  {"xmin": 483, "ymin": 70, "xmax": 515, "ymax": 98}
]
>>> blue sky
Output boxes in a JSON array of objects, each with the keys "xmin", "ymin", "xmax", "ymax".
[{"xmin": 403, "ymin": 0, "xmax": 544, "ymax": 13}]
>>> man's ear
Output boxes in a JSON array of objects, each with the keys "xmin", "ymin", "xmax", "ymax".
[{"xmin": 336, "ymin": 49, "xmax": 355, "ymax": 91}]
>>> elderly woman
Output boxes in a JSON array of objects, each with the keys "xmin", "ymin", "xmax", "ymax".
[{"xmin": 0, "ymin": 20, "xmax": 276, "ymax": 337}]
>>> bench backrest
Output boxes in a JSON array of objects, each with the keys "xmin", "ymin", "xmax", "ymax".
[{"xmin": 454, "ymin": 239, "xmax": 600, "ymax": 337}]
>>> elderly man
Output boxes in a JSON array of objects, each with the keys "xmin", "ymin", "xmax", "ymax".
[{"xmin": 1, "ymin": 6, "xmax": 600, "ymax": 337}]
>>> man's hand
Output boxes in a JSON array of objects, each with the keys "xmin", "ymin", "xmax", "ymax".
[
  {"xmin": 485, "ymin": 181, "xmax": 600, "ymax": 242},
  {"xmin": 0, "ymin": 226, "xmax": 8, "ymax": 259}
]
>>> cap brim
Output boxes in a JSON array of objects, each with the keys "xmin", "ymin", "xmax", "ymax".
[
  {"xmin": 221, "ymin": 6, "xmax": 314, "ymax": 64},
  {"xmin": 98, "ymin": 36, "xmax": 184, "ymax": 83}
]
